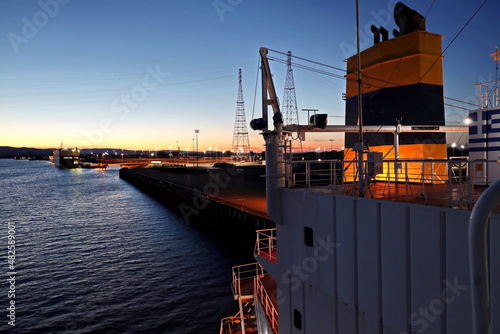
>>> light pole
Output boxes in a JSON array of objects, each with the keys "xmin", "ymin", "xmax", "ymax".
[
  {"xmin": 195, "ymin": 129, "xmax": 200, "ymax": 167},
  {"xmin": 451, "ymin": 142, "xmax": 457, "ymax": 157},
  {"xmin": 329, "ymin": 139, "xmax": 335, "ymax": 151}
]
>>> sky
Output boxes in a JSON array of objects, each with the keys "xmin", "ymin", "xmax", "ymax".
[{"xmin": 0, "ymin": 0, "xmax": 498, "ymax": 152}]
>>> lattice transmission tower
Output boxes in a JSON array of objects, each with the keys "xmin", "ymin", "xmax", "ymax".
[
  {"xmin": 283, "ymin": 51, "xmax": 300, "ymax": 127},
  {"xmin": 231, "ymin": 69, "xmax": 250, "ymax": 152}
]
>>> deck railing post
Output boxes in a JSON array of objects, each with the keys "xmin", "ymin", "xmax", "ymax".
[
  {"xmin": 405, "ymin": 162, "xmax": 410, "ymax": 202},
  {"xmin": 448, "ymin": 159, "xmax": 453, "ymax": 207},
  {"xmin": 306, "ymin": 162, "xmax": 310, "ymax": 188}
]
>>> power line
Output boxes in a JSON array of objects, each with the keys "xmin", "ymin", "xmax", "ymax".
[
  {"xmin": 266, "ymin": 48, "xmax": 346, "ymax": 73},
  {"xmin": 423, "ymin": 0, "xmax": 437, "ymax": 17},
  {"xmin": 265, "ymin": 48, "xmax": 478, "ymax": 113},
  {"xmin": 267, "ymin": 56, "xmax": 346, "ymax": 80},
  {"xmin": 444, "ymin": 103, "xmax": 471, "ymax": 111},
  {"xmin": 418, "ymin": 0, "xmax": 489, "ymax": 84},
  {"xmin": 444, "ymin": 96, "xmax": 479, "ymax": 107},
  {"xmin": 383, "ymin": 1, "xmax": 439, "ymax": 88}
]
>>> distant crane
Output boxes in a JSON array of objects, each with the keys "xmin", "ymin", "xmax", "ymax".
[{"xmin": 231, "ymin": 69, "xmax": 251, "ymax": 154}]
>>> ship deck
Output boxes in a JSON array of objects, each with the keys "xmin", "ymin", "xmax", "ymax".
[
  {"xmin": 307, "ymin": 181, "xmax": 500, "ymax": 213},
  {"xmin": 121, "ymin": 164, "xmax": 500, "ymax": 218}
]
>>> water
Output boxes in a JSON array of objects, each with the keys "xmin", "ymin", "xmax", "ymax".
[{"xmin": 0, "ymin": 160, "xmax": 244, "ymax": 333}]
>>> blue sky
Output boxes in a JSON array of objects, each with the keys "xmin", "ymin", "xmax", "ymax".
[{"xmin": 0, "ymin": 0, "xmax": 498, "ymax": 151}]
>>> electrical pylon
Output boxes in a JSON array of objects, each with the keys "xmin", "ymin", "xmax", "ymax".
[
  {"xmin": 282, "ymin": 51, "xmax": 303, "ymax": 155},
  {"xmin": 283, "ymin": 51, "xmax": 300, "ymax": 127},
  {"xmin": 231, "ymin": 69, "xmax": 250, "ymax": 153}
]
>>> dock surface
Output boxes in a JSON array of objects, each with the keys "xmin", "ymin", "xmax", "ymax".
[{"xmin": 124, "ymin": 165, "xmax": 268, "ymax": 219}]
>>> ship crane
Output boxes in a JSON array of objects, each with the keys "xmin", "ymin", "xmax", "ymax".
[{"xmin": 250, "ymin": 47, "xmax": 286, "ymax": 225}]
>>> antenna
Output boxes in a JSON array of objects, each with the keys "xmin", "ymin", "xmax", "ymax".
[
  {"xmin": 354, "ymin": 0, "xmax": 366, "ymax": 196},
  {"xmin": 490, "ymin": 46, "xmax": 500, "ymax": 93}
]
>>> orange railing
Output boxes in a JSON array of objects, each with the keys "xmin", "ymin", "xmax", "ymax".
[
  {"xmin": 219, "ymin": 312, "xmax": 244, "ymax": 334},
  {"xmin": 231, "ymin": 262, "xmax": 264, "ymax": 299},
  {"xmin": 255, "ymin": 276, "xmax": 278, "ymax": 334},
  {"xmin": 255, "ymin": 228, "xmax": 277, "ymax": 263}
]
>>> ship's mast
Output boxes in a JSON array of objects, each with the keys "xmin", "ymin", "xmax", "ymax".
[{"xmin": 355, "ymin": 0, "xmax": 366, "ymax": 195}]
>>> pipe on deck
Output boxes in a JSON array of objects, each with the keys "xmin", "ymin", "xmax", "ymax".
[{"xmin": 469, "ymin": 179, "xmax": 500, "ymax": 334}]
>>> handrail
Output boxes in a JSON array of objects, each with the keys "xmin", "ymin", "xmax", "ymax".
[
  {"xmin": 255, "ymin": 228, "xmax": 277, "ymax": 263},
  {"xmin": 469, "ymin": 180, "xmax": 500, "ymax": 334},
  {"xmin": 286, "ymin": 158, "xmax": 500, "ymax": 211},
  {"xmin": 219, "ymin": 315, "xmax": 240, "ymax": 334},
  {"xmin": 231, "ymin": 263, "xmax": 264, "ymax": 298},
  {"xmin": 255, "ymin": 276, "xmax": 278, "ymax": 334}
]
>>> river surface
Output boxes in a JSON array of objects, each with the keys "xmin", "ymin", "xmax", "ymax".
[{"xmin": 0, "ymin": 159, "xmax": 244, "ymax": 333}]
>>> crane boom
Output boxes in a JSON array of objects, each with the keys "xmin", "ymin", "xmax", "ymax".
[{"xmin": 259, "ymin": 47, "xmax": 283, "ymax": 130}]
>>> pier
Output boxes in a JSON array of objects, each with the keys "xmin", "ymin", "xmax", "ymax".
[{"xmin": 119, "ymin": 164, "xmax": 273, "ymax": 254}]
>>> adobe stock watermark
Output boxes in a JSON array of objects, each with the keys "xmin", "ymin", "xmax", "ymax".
[
  {"xmin": 178, "ymin": 166, "xmax": 241, "ymax": 224},
  {"xmin": 213, "ymin": 0, "xmax": 243, "ymax": 21},
  {"xmin": 276, "ymin": 234, "xmax": 340, "ymax": 305},
  {"xmin": 77, "ymin": 64, "xmax": 169, "ymax": 148},
  {"xmin": 400, "ymin": 277, "xmax": 468, "ymax": 334},
  {"xmin": 7, "ymin": 0, "xmax": 71, "ymax": 54}
]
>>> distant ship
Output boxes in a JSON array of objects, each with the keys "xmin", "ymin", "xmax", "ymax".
[{"xmin": 52, "ymin": 148, "xmax": 80, "ymax": 169}]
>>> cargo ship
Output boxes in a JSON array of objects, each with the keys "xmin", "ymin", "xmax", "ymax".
[
  {"xmin": 52, "ymin": 148, "xmax": 80, "ymax": 169},
  {"xmin": 221, "ymin": 2, "xmax": 500, "ymax": 333}
]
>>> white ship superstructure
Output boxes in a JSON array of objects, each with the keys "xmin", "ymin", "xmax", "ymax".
[
  {"xmin": 220, "ymin": 2, "xmax": 500, "ymax": 333},
  {"xmin": 52, "ymin": 148, "xmax": 80, "ymax": 169},
  {"xmin": 469, "ymin": 81, "xmax": 500, "ymax": 185}
]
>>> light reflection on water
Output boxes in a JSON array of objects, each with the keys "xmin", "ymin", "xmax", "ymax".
[{"xmin": 1, "ymin": 160, "xmax": 240, "ymax": 333}]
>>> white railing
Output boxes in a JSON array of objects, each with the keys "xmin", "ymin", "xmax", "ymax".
[
  {"xmin": 255, "ymin": 228, "xmax": 277, "ymax": 263},
  {"xmin": 231, "ymin": 262, "xmax": 264, "ymax": 299},
  {"xmin": 255, "ymin": 276, "xmax": 278, "ymax": 334},
  {"xmin": 290, "ymin": 160, "xmax": 346, "ymax": 188},
  {"xmin": 287, "ymin": 158, "xmax": 500, "ymax": 210}
]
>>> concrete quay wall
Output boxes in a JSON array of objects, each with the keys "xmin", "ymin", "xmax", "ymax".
[{"xmin": 119, "ymin": 167, "xmax": 273, "ymax": 254}]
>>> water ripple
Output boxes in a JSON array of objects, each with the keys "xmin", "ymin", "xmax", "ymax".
[{"xmin": 0, "ymin": 160, "xmax": 240, "ymax": 333}]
